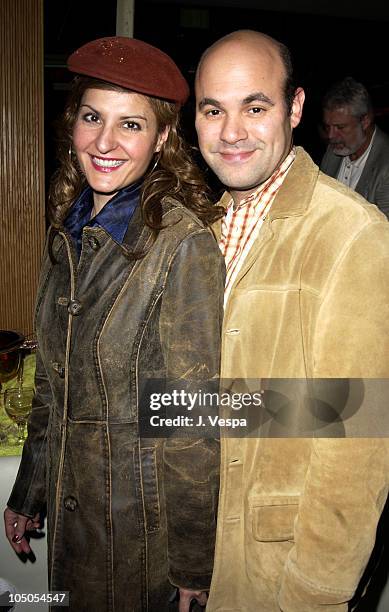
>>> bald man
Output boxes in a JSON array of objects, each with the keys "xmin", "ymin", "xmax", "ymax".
[{"xmin": 195, "ymin": 30, "xmax": 389, "ymax": 611}]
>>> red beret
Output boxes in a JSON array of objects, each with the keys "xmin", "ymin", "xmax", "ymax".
[{"xmin": 67, "ymin": 36, "xmax": 189, "ymax": 105}]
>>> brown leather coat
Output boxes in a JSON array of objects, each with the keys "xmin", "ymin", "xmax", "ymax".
[{"xmin": 8, "ymin": 200, "xmax": 224, "ymax": 611}]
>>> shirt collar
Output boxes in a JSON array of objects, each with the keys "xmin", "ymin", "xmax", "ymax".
[{"xmin": 64, "ymin": 181, "xmax": 142, "ymax": 256}]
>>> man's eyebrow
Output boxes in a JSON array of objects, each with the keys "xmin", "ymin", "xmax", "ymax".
[
  {"xmin": 198, "ymin": 97, "xmax": 221, "ymax": 110},
  {"xmin": 243, "ymin": 92, "xmax": 275, "ymax": 106},
  {"xmin": 198, "ymin": 92, "xmax": 275, "ymax": 110}
]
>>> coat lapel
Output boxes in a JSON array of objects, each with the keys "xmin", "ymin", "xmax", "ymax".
[
  {"xmin": 321, "ymin": 146, "xmax": 342, "ymax": 178},
  {"xmin": 214, "ymin": 147, "xmax": 320, "ymax": 288},
  {"xmin": 355, "ymin": 128, "xmax": 381, "ymax": 198}
]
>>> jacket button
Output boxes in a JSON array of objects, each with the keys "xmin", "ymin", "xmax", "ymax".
[
  {"xmin": 64, "ymin": 496, "xmax": 78, "ymax": 512},
  {"xmin": 68, "ymin": 299, "xmax": 83, "ymax": 316},
  {"xmin": 88, "ymin": 236, "xmax": 100, "ymax": 251},
  {"xmin": 51, "ymin": 362, "xmax": 65, "ymax": 378}
]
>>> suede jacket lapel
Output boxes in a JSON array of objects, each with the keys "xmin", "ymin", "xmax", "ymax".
[{"xmin": 213, "ymin": 147, "xmax": 320, "ymax": 284}]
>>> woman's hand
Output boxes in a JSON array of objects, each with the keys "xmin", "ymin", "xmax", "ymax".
[
  {"xmin": 4, "ymin": 507, "xmax": 40, "ymax": 555},
  {"xmin": 178, "ymin": 588, "xmax": 207, "ymax": 611}
]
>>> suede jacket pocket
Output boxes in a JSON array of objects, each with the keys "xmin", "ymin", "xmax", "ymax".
[{"xmin": 251, "ymin": 496, "xmax": 299, "ymax": 542}]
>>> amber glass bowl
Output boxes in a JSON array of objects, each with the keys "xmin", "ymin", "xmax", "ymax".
[{"xmin": 0, "ymin": 330, "xmax": 25, "ymax": 384}]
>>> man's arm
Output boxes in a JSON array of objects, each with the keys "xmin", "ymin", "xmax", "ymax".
[
  {"xmin": 279, "ymin": 220, "xmax": 389, "ymax": 611},
  {"xmin": 159, "ymin": 229, "xmax": 224, "ymax": 596},
  {"xmin": 373, "ymin": 171, "xmax": 389, "ymax": 219}
]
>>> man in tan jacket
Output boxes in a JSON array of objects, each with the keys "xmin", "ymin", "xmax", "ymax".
[{"xmin": 195, "ymin": 30, "xmax": 389, "ymax": 611}]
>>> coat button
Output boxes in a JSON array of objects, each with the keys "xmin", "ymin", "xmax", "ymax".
[
  {"xmin": 68, "ymin": 299, "xmax": 83, "ymax": 316},
  {"xmin": 88, "ymin": 236, "xmax": 100, "ymax": 251},
  {"xmin": 64, "ymin": 496, "xmax": 78, "ymax": 512},
  {"xmin": 51, "ymin": 362, "xmax": 65, "ymax": 378}
]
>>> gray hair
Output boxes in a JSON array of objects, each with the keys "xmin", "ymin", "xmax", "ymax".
[{"xmin": 323, "ymin": 76, "xmax": 373, "ymax": 118}]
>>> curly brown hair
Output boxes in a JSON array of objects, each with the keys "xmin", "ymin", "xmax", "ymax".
[{"xmin": 48, "ymin": 76, "xmax": 223, "ymax": 235}]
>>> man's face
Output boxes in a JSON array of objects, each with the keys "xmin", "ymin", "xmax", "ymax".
[
  {"xmin": 323, "ymin": 106, "xmax": 368, "ymax": 157},
  {"xmin": 195, "ymin": 37, "xmax": 304, "ymax": 205}
]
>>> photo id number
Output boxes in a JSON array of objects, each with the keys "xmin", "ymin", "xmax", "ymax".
[{"xmin": 1, "ymin": 591, "xmax": 69, "ymax": 606}]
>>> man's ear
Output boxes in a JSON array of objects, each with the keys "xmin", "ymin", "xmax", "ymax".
[
  {"xmin": 290, "ymin": 87, "xmax": 305, "ymax": 129},
  {"xmin": 361, "ymin": 113, "xmax": 373, "ymax": 131},
  {"xmin": 155, "ymin": 126, "xmax": 170, "ymax": 153}
]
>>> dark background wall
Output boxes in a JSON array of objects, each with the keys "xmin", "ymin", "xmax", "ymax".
[{"xmin": 43, "ymin": 0, "xmax": 389, "ymax": 189}]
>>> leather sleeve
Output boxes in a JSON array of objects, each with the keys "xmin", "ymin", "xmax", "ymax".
[
  {"xmin": 278, "ymin": 220, "xmax": 389, "ymax": 611},
  {"xmin": 7, "ymin": 348, "xmax": 51, "ymax": 517},
  {"xmin": 159, "ymin": 228, "xmax": 225, "ymax": 590}
]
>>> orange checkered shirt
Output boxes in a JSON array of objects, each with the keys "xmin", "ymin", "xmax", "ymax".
[{"xmin": 220, "ymin": 148, "xmax": 296, "ymax": 304}]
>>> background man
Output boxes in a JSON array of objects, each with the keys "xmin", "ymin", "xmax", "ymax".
[
  {"xmin": 195, "ymin": 30, "xmax": 389, "ymax": 612},
  {"xmin": 320, "ymin": 76, "xmax": 389, "ymax": 217}
]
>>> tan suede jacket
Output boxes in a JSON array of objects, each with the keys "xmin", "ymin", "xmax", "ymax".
[{"xmin": 207, "ymin": 148, "xmax": 389, "ymax": 612}]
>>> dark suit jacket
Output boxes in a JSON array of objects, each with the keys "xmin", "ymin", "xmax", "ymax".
[{"xmin": 320, "ymin": 126, "xmax": 389, "ymax": 218}]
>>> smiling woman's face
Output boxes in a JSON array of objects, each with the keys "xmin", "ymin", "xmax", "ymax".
[{"xmin": 72, "ymin": 88, "xmax": 168, "ymax": 212}]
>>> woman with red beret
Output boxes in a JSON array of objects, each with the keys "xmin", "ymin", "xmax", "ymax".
[{"xmin": 4, "ymin": 37, "xmax": 224, "ymax": 611}]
